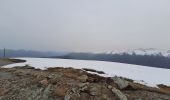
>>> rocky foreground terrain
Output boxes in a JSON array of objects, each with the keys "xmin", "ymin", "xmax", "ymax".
[{"xmin": 0, "ymin": 64, "xmax": 170, "ymax": 100}]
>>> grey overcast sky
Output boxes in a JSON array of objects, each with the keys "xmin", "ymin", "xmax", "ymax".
[{"xmin": 0, "ymin": 0, "xmax": 170, "ymax": 52}]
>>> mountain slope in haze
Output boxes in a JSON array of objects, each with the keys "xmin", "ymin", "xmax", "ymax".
[{"xmin": 0, "ymin": 49, "xmax": 67, "ymax": 58}]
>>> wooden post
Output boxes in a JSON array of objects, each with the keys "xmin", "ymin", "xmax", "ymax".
[{"xmin": 3, "ymin": 48, "xmax": 6, "ymax": 58}]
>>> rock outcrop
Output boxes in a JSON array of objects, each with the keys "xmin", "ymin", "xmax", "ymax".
[{"xmin": 0, "ymin": 67, "xmax": 170, "ymax": 100}]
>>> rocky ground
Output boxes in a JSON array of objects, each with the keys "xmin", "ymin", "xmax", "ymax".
[{"xmin": 0, "ymin": 64, "xmax": 170, "ymax": 100}]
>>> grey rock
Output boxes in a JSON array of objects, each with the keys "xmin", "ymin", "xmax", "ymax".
[
  {"xmin": 77, "ymin": 82, "xmax": 89, "ymax": 88},
  {"xmin": 88, "ymin": 84, "xmax": 101, "ymax": 96},
  {"xmin": 112, "ymin": 77, "xmax": 129, "ymax": 89},
  {"xmin": 107, "ymin": 85, "xmax": 113, "ymax": 89},
  {"xmin": 112, "ymin": 87, "xmax": 127, "ymax": 100},
  {"xmin": 77, "ymin": 75, "xmax": 88, "ymax": 83},
  {"xmin": 64, "ymin": 86, "xmax": 82, "ymax": 100},
  {"xmin": 47, "ymin": 74, "xmax": 55, "ymax": 79},
  {"xmin": 64, "ymin": 94, "xmax": 71, "ymax": 100},
  {"xmin": 42, "ymin": 84, "xmax": 52, "ymax": 100}
]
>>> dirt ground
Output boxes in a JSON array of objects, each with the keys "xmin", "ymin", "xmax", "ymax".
[{"xmin": 0, "ymin": 58, "xmax": 25, "ymax": 66}]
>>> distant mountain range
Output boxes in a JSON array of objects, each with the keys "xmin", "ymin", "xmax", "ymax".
[
  {"xmin": 107, "ymin": 48, "xmax": 170, "ymax": 57},
  {"xmin": 0, "ymin": 49, "xmax": 67, "ymax": 58},
  {"xmin": 1, "ymin": 48, "xmax": 169, "ymax": 58},
  {"xmin": 52, "ymin": 48, "xmax": 170, "ymax": 69},
  {"xmin": 1, "ymin": 48, "xmax": 170, "ymax": 69}
]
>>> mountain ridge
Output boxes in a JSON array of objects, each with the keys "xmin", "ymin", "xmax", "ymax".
[
  {"xmin": 0, "ymin": 49, "xmax": 68, "ymax": 58},
  {"xmin": 107, "ymin": 48, "xmax": 170, "ymax": 57}
]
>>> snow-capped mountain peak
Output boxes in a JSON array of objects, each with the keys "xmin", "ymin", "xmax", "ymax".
[{"xmin": 108, "ymin": 48, "xmax": 170, "ymax": 57}]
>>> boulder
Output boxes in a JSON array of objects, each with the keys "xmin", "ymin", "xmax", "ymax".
[
  {"xmin": 53, "ymin": 84, "xmax": 69, "ymax": 97},
  {"xmin": 112, "ymin": 77, "xmax": 129, "ymax": 89},
  {"xmin": 112, "ymin": 87, "xmax": 127, "ymax": 100},
  {"xmin": 77, "ymin": 75, "xmax": 88, "ymax": 83},
  {"xmin": 39, "ymin": 78, "xmax": 49, "ymax": 87},
  {"xmin": 0, "ymin": 88, "xmax": 9, "ymax": 96},
  {"xmin": 88, "ymin": 84, "xmax": 101, "ymax": 96},
  {"xmin": 107, "ymin": 85, "xmax": 113, "ymax": 89}
]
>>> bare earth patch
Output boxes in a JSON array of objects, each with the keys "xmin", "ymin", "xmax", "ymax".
[{"xmin": 0, "ymin": 58, "xmax": 26, "ymax": 66}]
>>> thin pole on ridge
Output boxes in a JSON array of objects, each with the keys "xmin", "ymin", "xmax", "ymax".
[{"xmin": 3, "ymin": 48, "xmax": 6, "ymax": 58}]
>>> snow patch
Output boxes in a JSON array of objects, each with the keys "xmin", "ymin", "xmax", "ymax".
[{"xmin": 3, "ymin": 57, "xmax": 170, "ymax": 87}]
